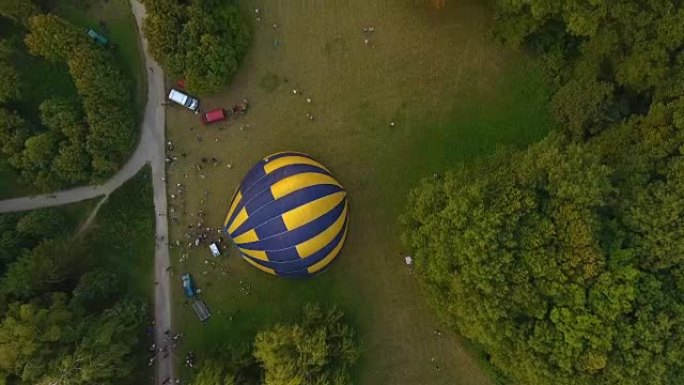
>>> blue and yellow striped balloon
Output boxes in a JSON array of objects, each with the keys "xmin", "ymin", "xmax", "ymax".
[{"xmin": 223, "ymin": 152, "xmax": 348, "ymax": 277}]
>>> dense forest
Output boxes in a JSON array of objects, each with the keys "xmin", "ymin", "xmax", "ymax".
[
  {"xmin": 403, "ymin": 1, "xmax": 684, "ymax": 385},
  {"xmin": 191, "ymin": 305, "xmax": 361, "ymax": 385},
  {"xmin": 0, "ymin": 0, "xmax": 136, "ymax": 190},
  {"xmin": 141, "ymin": 0, "xmax": 251, "ymax": 95},
  {"xmin": 0, "ymin": 169, "xmax": 154, "ymax": 385}
]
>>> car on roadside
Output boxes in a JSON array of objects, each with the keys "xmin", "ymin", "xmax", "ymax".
[{"xmin": 168, "ymin": 89, "xmax": 199, "ymax": 111}]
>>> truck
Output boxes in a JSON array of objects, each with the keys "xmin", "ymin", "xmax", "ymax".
[
  {"xmin": 181, "ymin": 273, "xmax": 211, "ymax": 322},
  {"xmin": 86, "ymin": 29, "xmax": 108, "ymax": 46}
]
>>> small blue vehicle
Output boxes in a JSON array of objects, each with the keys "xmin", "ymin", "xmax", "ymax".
[
  {"xmin": 181, "ymin": 273, "xmax": 196, "ymax": 298},
  {"xmin": 86, "ymin": 29, "xmax": 108, "ymax": 46},
  {"xmin": 181, "ymin": 273, "xmax": 211, "ymax": 322}
]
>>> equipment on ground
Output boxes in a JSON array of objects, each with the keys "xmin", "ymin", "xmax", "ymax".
[
  {"xmin": 191, "ymin": 298, "xmax": 211, "ymax": 322},
  {"xmin": 209, "ymin": 242, "xmax": 220, "ymax": 257},
  {"xmin": 181, "ymin": 273, "xmax": 211, "ymax": 322},
  {"xmin": 86, "ymin": 29, "xmax": 108, "ymax": 46},
  {"xmin": 223, "ymin": 152, "xmax": 348, "ymax": 277}
]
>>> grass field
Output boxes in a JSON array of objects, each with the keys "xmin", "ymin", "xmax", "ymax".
[{"xmin": 164, "ymin": 1, "xmax": 553, "ymax": 384}]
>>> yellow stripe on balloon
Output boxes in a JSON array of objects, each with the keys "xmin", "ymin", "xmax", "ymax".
[
  {"xmin": 307, "ymin": 224, "xmax": 347, "ymax": 274},
  {"xmin": 227, "ymin": 207, "xmax": 248, "ymax": 234},
  {"xmin": 270, "ymin": 172, "xmax": 341, "ymax": 199},
  {"xmin": 296, "ymin": 203, "xmax": 347, "ymax": 258},
  {"xmin": 240, "ymin": 247, "xmax": 269, "ymax": 261},
  {"xmin": 242, "ymin": 256, "xmax": 276, "ymax": 275},
  {"xmin": 263, "ymin": 156, "xmax": 330, "ymax": 175},
  {"xmin": 224, "ymin": 191, "xmax": 242, "ymax": 227},
  {"xmin": 233, "ymin": 229, "xmax": 259, "ymax": 244},
  {"xmin": 280, "ymin": 191, "xmax": 346, "ymax": 231}
]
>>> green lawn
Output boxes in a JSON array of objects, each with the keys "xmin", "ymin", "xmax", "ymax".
[
  {"xmin": 53, "ymin": 0, "xmax": 147, "ymax": 122},
  {"xmin": 165, "ymin": 1, "xmax": 552, "ymax": 384}
]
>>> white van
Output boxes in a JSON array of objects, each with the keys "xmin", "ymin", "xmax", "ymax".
[{"xmin": 168, "ymin": 89, "xmax": 199, "ymax": 111}]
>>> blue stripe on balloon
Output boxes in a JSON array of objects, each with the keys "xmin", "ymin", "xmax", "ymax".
[
  {"xmin": 254, "ymin": 217, "xmax": 287, "ymax": 240},
  {"xmin": 241, "ymin": 163, "xmax": 332, "ymax": 201},
  {"xmin": 225, "ymin": 199, "xmax": 245, "ymax": 232},
  {"xmin": 231, "ymin": 184, "xmax": 343, "ymax": 238},
  {"xmin": 243, "ymin": 189, "xmax": 275, "ymax": 217},
  {"xmin": 239, "ymin": 160, "xmax": 267, "ymax": 194},
  {"xmin": 243, "ymin": 219, "xmax": 347, "ymax": 273},
  {"xmin": 240, "ymin": 199, "xmax": 346, "ymax": 255},
  {"xmin": 227, "ymin": 164, "xmax": 332, "ymax": 231}
]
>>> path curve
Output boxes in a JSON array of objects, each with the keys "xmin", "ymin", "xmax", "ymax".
[{"xmin": 0, "ymin": 2, "xmax": 175, "ymax": 383}]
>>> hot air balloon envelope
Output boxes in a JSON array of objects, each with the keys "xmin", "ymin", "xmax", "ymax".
[{"xmin": 224, "ymin": 152, "xmax": 348, "ymax": 277}]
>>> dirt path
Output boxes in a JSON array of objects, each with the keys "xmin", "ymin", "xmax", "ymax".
[
  {"xmin": 127, "ymin": 1, "xmax": 174, "ymax": 384},
  {"xmin": 0, "ymin": 1, "xmax": 174, "ymax": 383}
]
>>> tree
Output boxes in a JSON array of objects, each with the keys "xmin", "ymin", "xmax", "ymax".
[
  {"xmin": 0, "ymin": 0, "xmax": 40, "ymax": 26},
  {"xmin": 0, "ymin": 39, "xmax": 21, "ymax": 104},
  {"xmin": 23, "ymin": 14, "xmax": 136, "ymax": 182},
  {"xmin": 142, "ymin": 0, "xmax": 251, "ymax": 94},
  {"xmin": 15, "ymin": 207, "xmax": 69, "ymax": 241},
  {"xmin": 493, "ymin": 0, "xmax": 684, "ymax": 138},
  {"xmin": 402, "ymin": 95, "xmax": 684, "ymax": 385},
  {"xmin": 72, "ymin": 269, "xmax": 121, "ymax": 310},
  {"xmin": 40, "ymin": 299, "xmax": 146, "ymax": 385},
  {"xmin": 39, "ymin": 97, "xmax": 86, "ymax": 138},
  {"xmin": 0, "ymin": 294, "xmax": 77, "ymax": 384},
  {"xmin": 193, "ymin": 345, "xmax": 259, "ymax": 385},
  {"xmin": 0, "ymin": 238, "xmax": 79, "ymax": 302},
  {"xmin": 21, "ymin": 132, "xmax": 60, "ymax": 171},
  {"xmin": 253, "ymin": 304, "xmax": 361, "ymax": 385},
  {"xmin": 0, "ymin": 107, "xmax": 29, "ymax": 158},
  {"xmin": 24, "ymin": 14, "xmax": 82, "ymax": 61}
]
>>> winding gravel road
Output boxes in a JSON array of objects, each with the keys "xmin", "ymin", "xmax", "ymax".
[{"xmin": 0, "ymin": 1, "xmax": 175, "ymax": 383}]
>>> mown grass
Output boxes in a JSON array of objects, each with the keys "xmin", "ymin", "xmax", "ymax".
[{"xmin": 165, "ymin": 1, "xmax": 553, "ymax": 384}]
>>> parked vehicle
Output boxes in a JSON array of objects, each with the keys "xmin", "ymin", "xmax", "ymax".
[
  {"xmin": 168, "ymin": 89, "xmax": 199, "ymax": 111},
  {"xmin": 86, "ymin": 29, "xmax": 108, "ymax": 46},
  {"xmin": 182, "ymin": 273, "xmax": 198, "ymax": 298},
  {"xmin": 181, "ymin": 273, "xmax": 211, "ymax": 322},
  {"xmin": 209, "ymin": 242, "xmax": 221, "ymax": 257},
  {"xmin": 202, "ymin": 109, "xmax": 226, "ymax": 125}
]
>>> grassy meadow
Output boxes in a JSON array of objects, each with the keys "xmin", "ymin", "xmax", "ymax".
[{"xmin": 164, "ymin": 1, "xmax": 553, "ymax": 384}]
